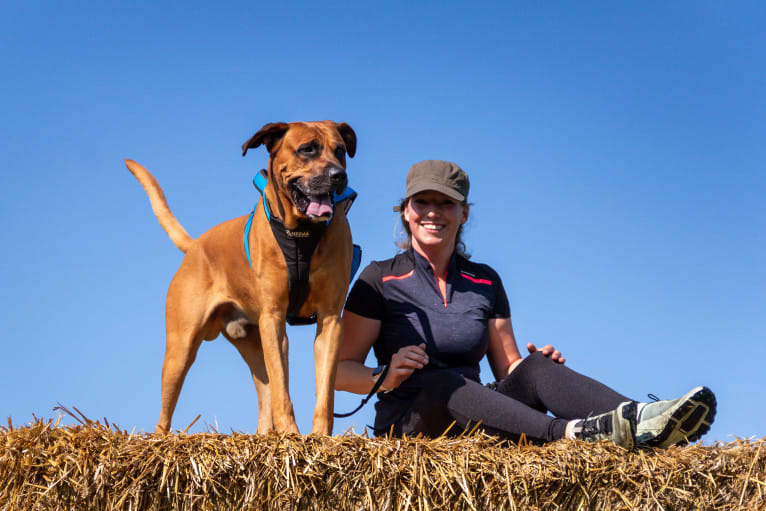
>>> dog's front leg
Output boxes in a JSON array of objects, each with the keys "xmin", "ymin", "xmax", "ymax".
[
  {"xmin": 257, "ymin": 312, "xmax": 299, "ymax": 434},
  {"xmin": 312, "ymin": 311, "xmax": 343, "ymax": 435}
]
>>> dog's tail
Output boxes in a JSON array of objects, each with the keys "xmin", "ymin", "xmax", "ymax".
[{"xmin": 125, "ymin": 159, "xmax": 194, "ymax": 253}]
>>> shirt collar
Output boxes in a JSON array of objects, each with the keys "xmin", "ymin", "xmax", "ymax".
[{"xmin": 408, "ymin": 247, "xmax": 459, "ymax": 280}]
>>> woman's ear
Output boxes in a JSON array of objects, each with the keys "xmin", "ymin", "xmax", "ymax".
[{"xmin": 460, "ymin": 204, "xmax": 469, "ymax": 224}]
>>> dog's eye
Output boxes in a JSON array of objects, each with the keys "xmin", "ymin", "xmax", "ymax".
[
  {"xmin": 334, "ymin": 147, "xmax": 346, "ymax": 160},
  {"xmin": 297, "ymin": 143, "xmax": 317, "ymax": 156}
]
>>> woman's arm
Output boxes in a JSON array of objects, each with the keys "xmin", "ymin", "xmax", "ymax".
[
  {"xmin": 335, "ymin": 310, "xmax": 430, "ymax": 394},
  {"xmin": 487, "ymin": 317, "xmax": 566, "ymax": 381},
  {"xmin": 486, "ymin": 317, "xmax": 524, "ymax": 381},
  {"xmin": 335, "ymin": 310, "xmax": 383, "ymax": 394}
]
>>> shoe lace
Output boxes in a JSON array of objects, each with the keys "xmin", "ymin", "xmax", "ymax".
[
  {"xmin": 580, "ymin": 414, "xmax": 612, "ymax": 436},
  {"xmin": 647, "ymin": 393, "xmax": 660, "ymax": 402}
]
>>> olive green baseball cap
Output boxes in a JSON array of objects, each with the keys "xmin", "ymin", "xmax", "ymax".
[{"xmin": 404, "ymin": 160, "xmax": 470, "ymax": 202}]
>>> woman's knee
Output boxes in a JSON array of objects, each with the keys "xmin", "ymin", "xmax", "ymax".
[
  {"xmin": 503, "ymin": 351, "xmax": 554, "ymax": 384},
  {"xmin": 495, "ymin": 351, "xmax": 558, "ymax": 408},
  {"xmin": 522, "ymin": 350, "xmax": 553, "ymax": 368}
]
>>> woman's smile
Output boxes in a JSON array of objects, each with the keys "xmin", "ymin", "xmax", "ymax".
[{"xmin": 420, "ymin": 221, "xmax": 445, "ymax": 232}]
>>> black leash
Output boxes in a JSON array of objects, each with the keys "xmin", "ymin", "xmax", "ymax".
[{"xmin": 333, "ymin": 364, "xmax": 391, "ymax": 418}]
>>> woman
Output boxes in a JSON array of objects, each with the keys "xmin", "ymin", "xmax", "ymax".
[{"xmin": 335, "ymin": 160, "xmax": 716, "ymax": 448}]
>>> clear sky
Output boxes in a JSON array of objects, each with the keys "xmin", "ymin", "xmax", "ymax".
[{"xmin": 1, "ymin": 2, "xmax": 763, "ymax": 443}]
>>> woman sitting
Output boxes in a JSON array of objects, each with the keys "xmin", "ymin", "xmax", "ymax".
[{"xmin": 335, "ymin": 160, "xmax": 716, "ymax": 448}]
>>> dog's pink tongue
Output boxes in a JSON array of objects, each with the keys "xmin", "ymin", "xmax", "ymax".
[{"xmin": 306, "ymin": 195, "xmax": 332, "ymax": 217}]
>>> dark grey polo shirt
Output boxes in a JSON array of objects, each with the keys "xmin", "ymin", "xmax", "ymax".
[{"xmin": 344, "ymin": 248, "xmax": 511, "ymax": 429}]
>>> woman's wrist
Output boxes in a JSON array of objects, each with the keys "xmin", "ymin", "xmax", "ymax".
[
  {"xmin": 336, "ymin": 360, "xmax": 388, "ymax": 394},
  {"xmin": 372, "ymin": 364, "xmax": 393, "ymax": 393}
]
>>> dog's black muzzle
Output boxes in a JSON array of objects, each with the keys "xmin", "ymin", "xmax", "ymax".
[{"xmin": 304, "ymin": 168, "xmax": 347, "ymax": 196}]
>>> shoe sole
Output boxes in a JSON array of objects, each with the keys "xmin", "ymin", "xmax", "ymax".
[{"xmin": 644, "ymin": 386, "xmax": 716, "ymax": 448}]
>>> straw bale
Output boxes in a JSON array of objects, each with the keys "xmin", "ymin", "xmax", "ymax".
[{"xmin": 1, "ymin": 418, "xmax": 764, "ymax": 510}]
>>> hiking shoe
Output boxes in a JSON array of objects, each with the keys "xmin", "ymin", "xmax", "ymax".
[
  {"xmin": 635, "ymin": 386, "xmax": 716, "ymax": 448},
  {"xmin": 573, "ymin": 401, "xmax": 637, "ymax": 450}
]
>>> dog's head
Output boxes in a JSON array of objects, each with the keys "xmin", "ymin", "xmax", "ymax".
[{"xmin": 242, "ymin": 121, "xmax": 356, "ymax": 223}]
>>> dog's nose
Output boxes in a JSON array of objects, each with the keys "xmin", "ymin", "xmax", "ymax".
[{"xmin": 329, "ymin": 167, "xmax": 347, "ymax": 194}]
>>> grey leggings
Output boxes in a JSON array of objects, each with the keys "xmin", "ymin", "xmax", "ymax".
[{"xmin": 390, "ymin": 352, "xmax": 632, "ymax": 443}]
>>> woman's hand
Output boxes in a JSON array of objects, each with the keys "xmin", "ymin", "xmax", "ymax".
[
  {"xmin": 380, "ymin": 343, "xmax": 429, "ymax": 391},
  {"xmin": 526, "ymin": 342, "xmax": 565, "ymax": 364}
]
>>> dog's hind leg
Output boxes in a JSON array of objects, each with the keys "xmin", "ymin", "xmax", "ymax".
[
  {"xmin": 228, "ymin": 331, "xmax": 273, "ymax": 434},
  {"xmin": 156, "ymin": 326, "xmax": 203, "ymax": 434}
]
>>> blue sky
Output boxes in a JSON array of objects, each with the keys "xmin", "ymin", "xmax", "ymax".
[{"xmin": 1, "ymin": 2, "xmax": 763, "ymax": 443}]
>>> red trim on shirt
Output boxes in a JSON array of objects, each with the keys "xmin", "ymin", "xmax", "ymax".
[
  {"xmin": 461, "ymin": 272, "xmax": 492, "ymax": 285},
  {"xmin": 381, "ymin": 269, "xmax": 415, "ymax": 283}
]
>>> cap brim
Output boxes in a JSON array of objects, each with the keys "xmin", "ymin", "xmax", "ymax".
[{"xmin": 406, "ymin": 182, "xmax": 465, "ymax": 201}]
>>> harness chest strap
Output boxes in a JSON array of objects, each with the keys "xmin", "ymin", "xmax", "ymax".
[{"xmin": 266, "ymin": 213, "xmax": 327, "ymax": 318}]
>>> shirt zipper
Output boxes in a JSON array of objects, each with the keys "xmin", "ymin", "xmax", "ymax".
[{"xmin": 434, "ymin": 272, "xmax": 448, "ymax": 308}]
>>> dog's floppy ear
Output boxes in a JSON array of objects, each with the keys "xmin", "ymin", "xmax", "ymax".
[
  {"xmin": 242, "ymin": 122, "xmax": 290, "ymax": 156},
  {"xmin": 336, "ymin": 122, "xmax": 356, "ymax": 158}
]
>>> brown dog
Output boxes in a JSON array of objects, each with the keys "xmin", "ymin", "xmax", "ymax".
[{"xmin": 125, "ymin": 120, "xmax": 356, "ymax": 435}]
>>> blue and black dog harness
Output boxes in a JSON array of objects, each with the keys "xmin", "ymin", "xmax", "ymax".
[{"xmin": 244, "ymin": 169, "xmax": 362, "ymax": 326}]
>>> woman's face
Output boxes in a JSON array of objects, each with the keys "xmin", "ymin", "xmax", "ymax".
[{"xmin": 403, "ymin": 190, "xmax": 468, "ymax": 254}]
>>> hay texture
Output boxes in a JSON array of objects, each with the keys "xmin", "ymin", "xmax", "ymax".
[{"xmin": 1, "ymin": 417, "xmax": 764, "ymax": 510}]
